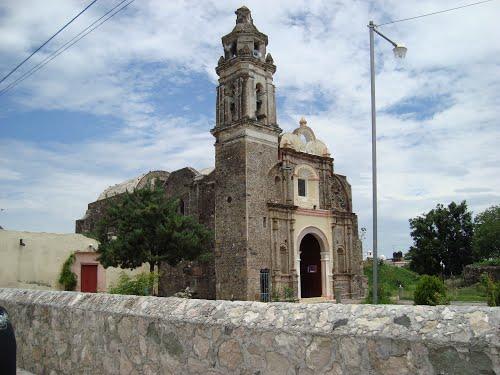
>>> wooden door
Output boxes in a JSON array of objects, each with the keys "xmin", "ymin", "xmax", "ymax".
[
  {"xmin": 81, "ymin": 264, "xmax": 98, "ymax": 293},
  {"xmin": 300, "ymin": 234, "xmax": 322, "ymax": 298}
]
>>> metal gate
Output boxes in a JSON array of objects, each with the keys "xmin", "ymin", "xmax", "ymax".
[{"xmin": 260, "ymin": 268, "xmax": 270, "ymax": 302}]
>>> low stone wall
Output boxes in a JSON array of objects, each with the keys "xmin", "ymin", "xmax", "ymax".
[
  {"xmin": 0, "ymin": 288, "xmax": 499, "ymax": 375},
  {"xmin": 463, "ymin": 264, "xmax": 500, "ymax": 286}
]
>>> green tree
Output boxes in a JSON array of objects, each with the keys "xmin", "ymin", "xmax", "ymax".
[
  {"xmin": 407, "ymin": 201, "xmax": 473, "ymax": 276},
  {"xmin": 472, "ymin": 205, "xmax": 500, "ymax": 260},
  {"xmin": 94, "ymin": 186, "xmax": 212, "ymax": 274}
]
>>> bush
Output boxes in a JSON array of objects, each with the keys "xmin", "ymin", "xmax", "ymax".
[
  {"xmin": 58, "ymin": 253, "xmax": 77, "ymax": 291},
  {"xmin": 364, "ymin": 283, "xmax": 392, "ymax": 304},
  {"xmin": 283, "ymin": 286, "xmax": 295, "ymax": 302},
  {"xmin": 109, "ymin": 271, "xmax": 159, "ymax": 296},
  {"xmin": 481, "ymin": 274, "xmax": 500, "ymax": 307},
  {"xmin": 414, "ymin": 275, "xmax": 449, "ymax": 305}
]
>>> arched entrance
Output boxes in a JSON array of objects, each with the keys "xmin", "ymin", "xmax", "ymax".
[{"xmin": 300, "ymin": 233, "xmax": 322, "ymax": 298}]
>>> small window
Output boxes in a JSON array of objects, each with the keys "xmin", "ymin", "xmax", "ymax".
[
  {"xmin": 263, "ymin": 217, "xmax": 267, "ymax": 228},
  {"xmin": 260, "ymin": 268, "xmax": 270, "ymax": 302},
  {"xmin": 298, "ymin": 178, "xmax": 306, "ymax": 197}
]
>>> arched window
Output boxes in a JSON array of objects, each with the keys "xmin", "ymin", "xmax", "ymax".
[
  {"xmin": 230, "ymin": 83, "xmax": 237, "ymax": 121},
  {"xmin": 179, "ymin": 199, "xmax": 185, "ymax": 215},
  {"xmin": 230, "ymin": 42, "xmax": 237, "ymax": 58},
  {"xmin": 255, "ymin": 83, "xmax": 265, "ymax": 119}
]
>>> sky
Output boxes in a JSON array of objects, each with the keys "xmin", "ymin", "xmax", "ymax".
[{"xmin": 0, "ymin": 0, "xmax": 499, "ymax": 257}]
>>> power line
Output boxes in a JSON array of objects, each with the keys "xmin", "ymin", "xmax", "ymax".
[
  {"xmin": 377, "ymin": 0, "xmax": 496, "ymax": 26},
  {"xmin": 0, "ymin": 0, "xmax": 134, "ymax": 97},
  {"xmin": 0, "ymin": 0, "xmax": 99, "ymax": 85}
]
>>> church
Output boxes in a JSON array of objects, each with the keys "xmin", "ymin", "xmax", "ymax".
[{"xmin": 76, "ymin": 6, "xmax": 366, "ymax": 301}]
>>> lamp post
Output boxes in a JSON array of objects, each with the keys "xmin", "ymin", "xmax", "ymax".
[{"xmin": 368, "ymin": 21, "xmax": 406, "ymax": 304}]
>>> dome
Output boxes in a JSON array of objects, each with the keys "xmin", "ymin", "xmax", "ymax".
[{"xmin": 279, "ymin": 117, "xmax": 330, "ymax": 157}]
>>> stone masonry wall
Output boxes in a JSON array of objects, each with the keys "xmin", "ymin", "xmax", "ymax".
[
  {"xmin": 1, "ymin": 288, "xmax": 499, "ymax": 375},
  {"xmin": 463, "ymin": 265, "xmax": 500, "ymax": 286}
]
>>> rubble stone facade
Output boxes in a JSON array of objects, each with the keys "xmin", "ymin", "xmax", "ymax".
[{"xmin": 76, "ymin": 7, "xmax": 366, "ymax": 301}]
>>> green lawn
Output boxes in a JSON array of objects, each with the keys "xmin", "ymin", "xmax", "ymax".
[
  {"xmin": 363, "ymin": 261, "xmax": 488, "ymax": 303},
  {"xmin": 446, "ymin": 283, "xmax": 487, "ymax": 302}
]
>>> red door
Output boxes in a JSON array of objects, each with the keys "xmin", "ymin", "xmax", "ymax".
[{"xmin": 81, "ymin": 264, "xmax": 98, "ymax": 293}]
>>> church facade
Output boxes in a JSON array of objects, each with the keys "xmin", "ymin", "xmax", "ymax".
[{"xmin": 76, "ymin": 7, "xmax": 366, "ymax": 301}]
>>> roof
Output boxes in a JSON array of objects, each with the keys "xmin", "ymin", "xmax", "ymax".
[
  {"xmin": 97, "ymin": 174, "xmax": 146, "ymax": 201},
  {"xmin": 279, "ymin": 118, "xmax": 330, "ymax": 157},
  {"xmin": 96, "ymin": 170, "xmax": 170, "ymax": 201}
]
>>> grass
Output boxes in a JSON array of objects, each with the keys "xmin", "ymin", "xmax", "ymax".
[
  {"xmin": 363, "ymin": 261, "xmax": 420, "ymax": 301},
  {"xmin": 363, "ymin": 261, "xmax": 488, "ymax": 303},
  {"xmin": 445, "ymin": 280, "xmax": 488, "ymax": 302}
]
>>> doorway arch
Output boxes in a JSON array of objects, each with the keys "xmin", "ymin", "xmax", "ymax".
[{"xmin": 300, "ymin": 234, "xmax": 322, "ymax": 297}]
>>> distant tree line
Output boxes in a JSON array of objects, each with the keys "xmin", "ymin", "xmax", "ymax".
[{"xmin": 407, "ymin": 201, "xmax": 499, "ymax": 277}]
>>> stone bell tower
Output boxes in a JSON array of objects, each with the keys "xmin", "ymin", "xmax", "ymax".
[{"xmin": 212, "ymin": 6, "xmax": 281, "ymax": 300}]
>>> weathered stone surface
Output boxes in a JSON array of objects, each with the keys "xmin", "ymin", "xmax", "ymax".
[{"xmin": 1, "ymin": 288, "xmax": 499, "ymax": 374}]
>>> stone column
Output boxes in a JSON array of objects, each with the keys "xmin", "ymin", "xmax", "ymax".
[
  {"xmin": 241, "ymin": 75, "xmax": 250, "ymax": 119},
  {"xmin": 320, "ymin": 251, "xmax": 332, "ymax": 298}
]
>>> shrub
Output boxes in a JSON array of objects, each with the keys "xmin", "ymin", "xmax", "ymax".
[
  {"xmin": 414, "ymin": 275, "xmax": 449, "ymax": 305},
  {"xmin": 364, "ymin": 283, "xmax": 392, "ymax": 304},
  {"xmin": 58, "ymin": 253, "xmax": 77, "ymax": 291},
  {"xmin": 283, "ymin": 286, "xmax": 295, "ymax": 302},
  {"xmin": 109, "ymin": 271, "xmax": 159, "ymax": 296},
  {"xmin": 481, "ymin": 274, "xmax": 500, "ymax": 307}
]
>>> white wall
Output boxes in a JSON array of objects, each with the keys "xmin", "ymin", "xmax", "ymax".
[{"xmin": 0, "ymin": 229, "xmax": 147, "ymax": 291}]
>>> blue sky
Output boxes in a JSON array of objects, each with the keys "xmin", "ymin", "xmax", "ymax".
[{"xmin": 1, "ymin": 0, "xmax": 499, "ymax": 257}]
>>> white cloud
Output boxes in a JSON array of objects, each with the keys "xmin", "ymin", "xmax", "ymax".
[{"xmin": 0, "ymin": 0, "xmax": 498, "ymax": 255}]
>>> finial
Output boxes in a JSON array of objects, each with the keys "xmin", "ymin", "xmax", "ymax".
[
  {"xmin": 235, "ymin": 6, "xmax": 253, "ymax": 24},
  {"xmin": 299, "ymin": 117, "xmax": 307, "ymax": 127}
]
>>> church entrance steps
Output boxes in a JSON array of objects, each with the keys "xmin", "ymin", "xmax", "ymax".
[{"xmin": 300, "ymin": 297, "xmax": 333, "ymax": 304}]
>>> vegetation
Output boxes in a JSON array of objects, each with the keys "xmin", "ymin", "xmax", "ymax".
[
  {"xmin": 407, "ymin": 201, "xmax": 474, "ymax": 276},
  {"xmin": 93, "ymin": 186, "xmax": 213, "ymax": 274},
  {"xmin": 481, "ymin": 274, "xmax": 500, "ymax": 307},
  {"xmin": 109, "ymin": 271, "xmax": 159, "ymax": 296},
  {"xmin": 58, "ymin": 253, "xmax": 77, "ymax": 291},
  {"xmin": 271, "ymin": 286, "xmax": 296, "ymax": 302},
  {"xmin": 445, "ymin": 277, "xmax": 487, "ymax": 302},
  {"xmin": 470, "ymin": 258, "xmax": 500, "ymax": 267},
  {"xmin": 472, "ymin": 205, "xmax": 500, "ymax": 260},
  {"xmin": 363, "ymin": 260, "xmax": 420, "ymax": 303},
  {"xmin": 414, "ymin": 275, "xmax": 449, "ymax": 305}
]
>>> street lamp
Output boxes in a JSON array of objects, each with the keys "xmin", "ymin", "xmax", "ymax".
[{"xmin": 368, "ymin": 21, "xmax": 406, "ymax": 304}]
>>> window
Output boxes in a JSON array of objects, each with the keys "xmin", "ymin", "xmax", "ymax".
[
  {"xmin": 255, "ymin": 83, "xmax": 264, "ymax": 118},
  {"xmin": 179, "ymin": 199, "xmax": 185, "ymax": 215},
  {"xmin": 298, "ymin": 178, "xmax": 306, "ymax": 197},
  {"xmin": 260, "ymin": 269, "xmax": 270, "ymax": 302}
]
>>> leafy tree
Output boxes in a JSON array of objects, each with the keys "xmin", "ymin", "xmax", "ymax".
[
  {"xmin": 407, "ymin": 201, "xmax": 473, "ymax": 276},
  {"xmin": 472, "ymin": 205, "xmax": 500, "ymax": 260},
  {"xmin": 94, "ymin": 186, "xmax": 212, "ymax": 274}
]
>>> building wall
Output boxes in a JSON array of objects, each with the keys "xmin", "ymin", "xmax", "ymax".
[
  {"xmin": 2, "ymin": 288, "xmax": 498, "ymax": 375},
  {"xmin": 0, "ymin": 230, "xmax": 147, "ymax": 292}
]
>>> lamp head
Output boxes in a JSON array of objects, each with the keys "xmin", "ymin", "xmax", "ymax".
[{"xmin": 393, "ymin": 44, "xmax": 407, "ymax": 59}]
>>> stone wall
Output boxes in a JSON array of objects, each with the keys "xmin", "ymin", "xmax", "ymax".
[
  {"xmin": 1, "ymin": 288, "xmax": 499, "ymax": 375},
  {"xmin": 463, "ymin": 264, "xmax": 500, "ymax": 286}
]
